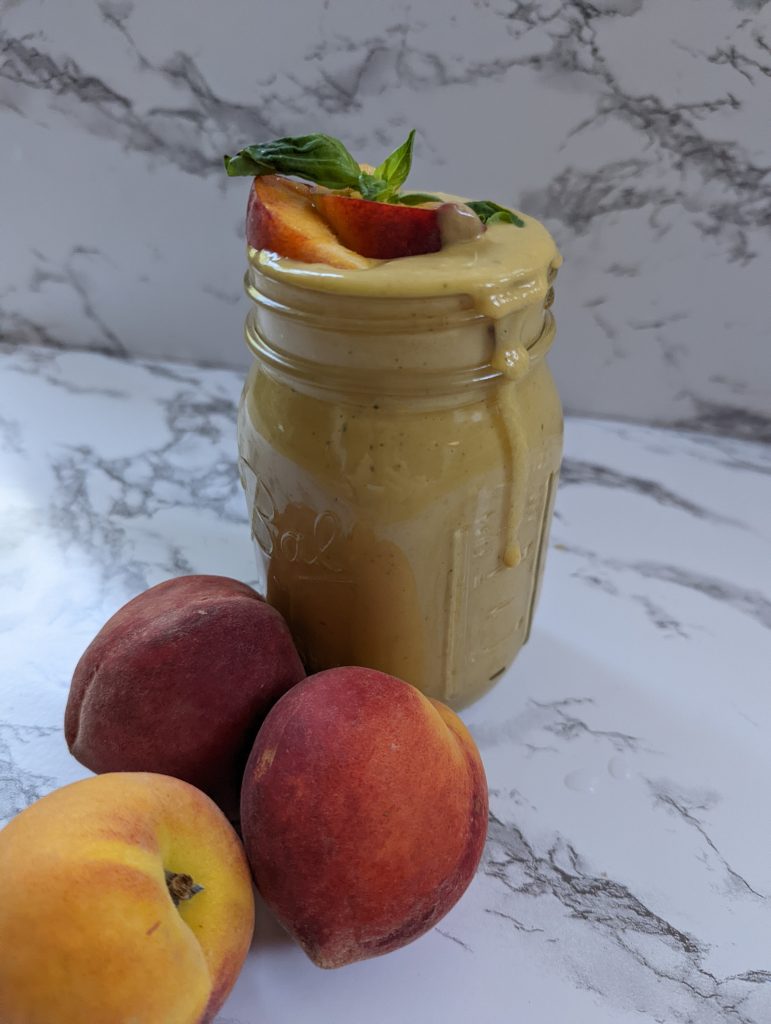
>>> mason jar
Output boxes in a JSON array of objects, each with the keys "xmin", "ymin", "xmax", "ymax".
[{"xmin": 237, "ymin": 248, "xmax": 562, "ymax": 708}]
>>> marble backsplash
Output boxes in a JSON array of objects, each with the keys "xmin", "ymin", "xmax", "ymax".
[{"xmin": 1, "ymin": 0, "xmax": 769, "ymax": 436}]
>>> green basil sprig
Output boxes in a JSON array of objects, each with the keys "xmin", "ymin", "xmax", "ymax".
[
  {"xmin": 466, "ymin": 200, "xmax": 525, "ymax": 228},
  {"xmin": 224, "ymin": 130, "xmax": 525, "ymax": 227},
  {"xmin": 373, "ymin": 130, "xmax": 416, "ymax": 195},
  {"xmin": 223, "ymin": 133, "xmax": 363, "ymax": 190},
  {"xmin": 224, "ymin": 132, "xmax": 408, "ymax": 202},
  {"xmin": 392, "ymin": 192, "xmax": 443, "ymax": 206}
]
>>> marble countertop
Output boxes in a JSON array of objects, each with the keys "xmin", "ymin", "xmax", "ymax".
[{"xmin": 2, "ymin": 342, "xmax": 770, "ymax": 1024}]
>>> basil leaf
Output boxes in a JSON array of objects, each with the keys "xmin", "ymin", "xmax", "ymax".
[
  {"xmin": 223, "ymin": 134, "xmax": 361, "ymax": 190},
  {"xmin": 467, "ymin": 200, "xmax": 525, "ymax": 228},
  {"xmin": 391, "ymin": 192, "xmax": 442, "ymax": 206},
  {"xmin": 486, "ymin": 211, "xmax": 525, "ymax": 225},
  {"xmin": 357, "ymin": 173, "xmax": 392, "ymax": 202},
  {"xmin": 374, "ymin": 129, "xmax": 416, "ymax": 190},
  {"xmin": 222, "ymin": 152, "xmax": 275, "ymax": 177}
]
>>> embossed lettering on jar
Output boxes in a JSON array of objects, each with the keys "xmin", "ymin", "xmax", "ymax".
[{"xmin": 237, "ymin": 222, "xmax": 563, "ymax": 708}]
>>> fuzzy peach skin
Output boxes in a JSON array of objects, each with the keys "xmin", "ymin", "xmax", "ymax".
[
  {"xmin": 240, "ymin": 666, "xmax": 488, "ymax": 968},
  {"xmin": 65, "ymin": 574, "xmax": 305, "ymax": 821},
  {"xmin": 0, "ymin": 772, "xmax": 254, "ymax": 1024}
]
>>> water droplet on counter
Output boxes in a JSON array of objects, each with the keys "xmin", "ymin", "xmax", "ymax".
[
  {"xmin": 607, "ymin": 756, "xmax": 633, "ymax": 781},
  {"xmin": 563, "ymin": 769, "xmax": 602, "ymax": 794}
]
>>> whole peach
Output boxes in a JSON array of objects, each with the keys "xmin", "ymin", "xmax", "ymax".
[
  {"xmin": 65, "ymin": 574, "xmax": 305, "ymax": 821},
  {"xmin": 240, "ymin": 666, "xmax": 488, "ymax": 968},
  {"xmin": 0, "ymin": 772, "xmax": 254, "ymax": 1024}
]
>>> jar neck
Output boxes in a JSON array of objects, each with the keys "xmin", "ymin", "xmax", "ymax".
[{"xmin": 244, "ymin": 262, "xmax": 555, "ymax": 399}]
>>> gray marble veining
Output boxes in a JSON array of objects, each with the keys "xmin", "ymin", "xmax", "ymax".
[
  {"xmin": 1, "ymin": 343, "xmax": 770, "ymax": 1023},
  {"xmin": 2, "ymin": 0, "xmax": 770, "ymax": 434}
]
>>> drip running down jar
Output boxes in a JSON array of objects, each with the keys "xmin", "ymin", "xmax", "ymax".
[{"xmin": 237, "ymin": 219, "xmax": 563, "ymax": 708}]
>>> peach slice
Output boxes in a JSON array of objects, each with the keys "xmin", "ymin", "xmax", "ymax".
[
  {"xmin": 313, "ymin": 192, "xmax": 442, "ymax": 259},
  {"xmin": 246, "ymin": 175, "xmax": 371, "ymax": 269}
]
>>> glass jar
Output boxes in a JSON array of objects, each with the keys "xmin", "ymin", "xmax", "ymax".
[{"xmin": 237, "ymin": 255, "xmax": 562, "ymax": 708}]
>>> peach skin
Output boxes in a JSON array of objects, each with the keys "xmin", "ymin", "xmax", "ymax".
[
  {"xmin": 240, "ymin": 666, "xmax": 488, "ymax": 968},
  {"xmin": 0, "ymin": 772, "xmax": 254, "ymax": 1024},
  {"xmin": 313, "ymin": 191, "xmax": 442, "ymax": 259}
]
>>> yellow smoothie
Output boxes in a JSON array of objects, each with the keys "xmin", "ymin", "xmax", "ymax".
[{"xmin": 237, "ymin": 214, "xmax": 562, "ymax": 707}]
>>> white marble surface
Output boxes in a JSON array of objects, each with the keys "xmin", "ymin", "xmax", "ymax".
[
  {"xmin": 2, "ymin": 343, "xmax": 771, "ymax": 1022},
  {"xmin": 2, "ymin": 0, "xmax": 770, "ymax": 434}
]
